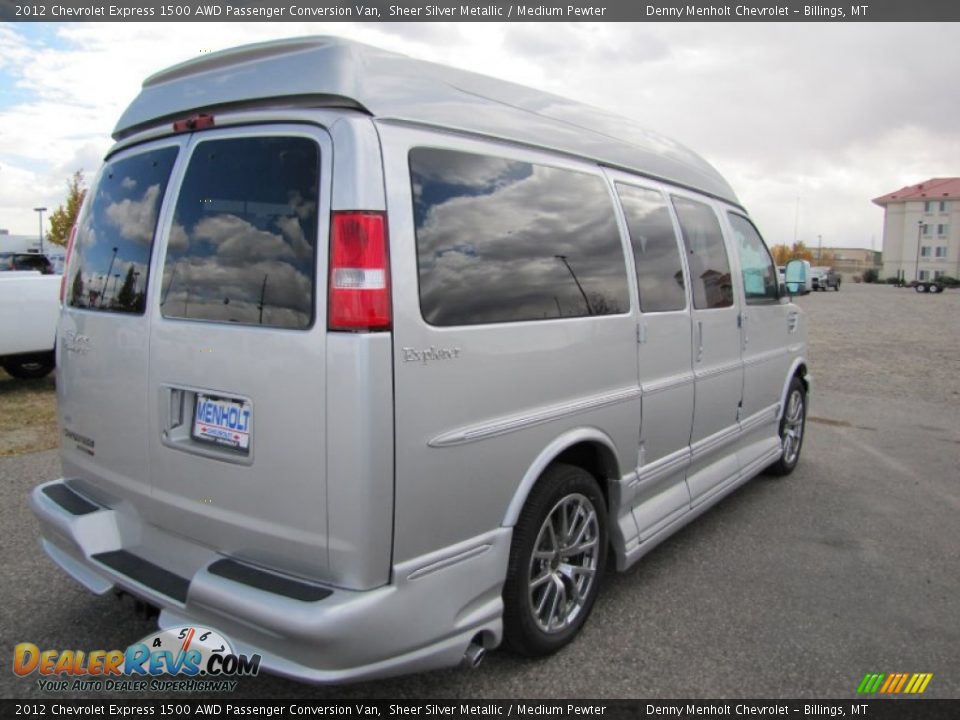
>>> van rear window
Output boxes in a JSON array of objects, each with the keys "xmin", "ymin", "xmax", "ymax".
[
  {"xmin": 410, "ymin": 147, "xmax": 629, "ymax": 326},
  {"xmin": 160, "ymin": 136, "xmax": 319, "ymax": 330},
  {"xmin": 66, "ymin": 146, "xmax": 178, "ymax": 313}
]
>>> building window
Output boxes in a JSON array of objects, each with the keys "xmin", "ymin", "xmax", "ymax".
[
  {"xmin": 921, "ymin": 224, "xmax": 931, "ymax": 236},
  {"xmin": 924, "ymin": 201, "xmax": 933, "ymax": 213},
  {"xmin": 937, "ymin": 224, "xmax": 948, "ymax": 236},
  {"xmin": 933, "ymin": 270, "xmax": 944, "ymax": 279},
  {"xmin": 920, "ymin": 246, "xmax": 931, "ymax": 257},
  {"xmin": 919, "ymin": 270, "xmax": 930, "ymax": 281},
  {"xmin": 939, "ymin": 201, "xmax": 948, "ymax": 212},
  {"xmin": 935, "ymin": 246, "xmax": 948, "ymax": 258}
]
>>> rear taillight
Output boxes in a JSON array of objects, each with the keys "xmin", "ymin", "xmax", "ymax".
[
  {"xmin": 328, "ymin": 211, "xmax": 391, "ymax": 332},
  {"xmin": 60, "ymin": 224, "xmax": 78, "ymax": 305}
]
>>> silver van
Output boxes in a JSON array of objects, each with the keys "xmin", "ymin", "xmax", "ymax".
[{"xmin": 31, "ymin": 37, "xmax": 809, "ymax": 683}]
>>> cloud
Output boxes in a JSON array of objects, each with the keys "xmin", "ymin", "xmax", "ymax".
[
  {"xmin": 105, "ymin": 183, "xmax": 162, "ymax": 244},
  {"xmin": 2, "ymin": 21, "xmax": 959, "ymax": 253}
]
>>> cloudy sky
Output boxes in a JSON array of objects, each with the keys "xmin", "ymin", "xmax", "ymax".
[{"xmin": 1, "ymin": 21, "xmax": 959, "ymax": 250}]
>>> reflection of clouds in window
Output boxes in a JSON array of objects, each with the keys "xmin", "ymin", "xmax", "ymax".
[
  {"xmin": 105, "ymin": 184, "xmax": 162, "ymax": 244},
  {"xmin": 160, "ymin": 136, "xmax": 318, "ymax": 329},
  {"xmin": 411, "ymin": 148, "xmax": 628, "ymax": 325},
  {"xmin": 411, "ymin": 150, "xmax": 520, "ymax": 189},
  {"xmin": 191, "ymin": 214, "xmax": 296, "ymax": 265},
  {"xmin": 161, "ymin": 257, "xmax": 312, "ymax": 326},
  {"xmin": 672, "ymin": 196, "xmax": 733, "ymax": 310},
  {"xmin": 67, "ymin": 147, "xmax": 178, "ymax": 315},
  {"xmin": 616, "ymin": 184, "xmax": 686, "ymax": 313}
]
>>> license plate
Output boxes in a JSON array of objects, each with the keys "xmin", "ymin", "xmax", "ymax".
[{"xmin": 192, "ymin": 394, "xmax": 251, "ymax": 452}]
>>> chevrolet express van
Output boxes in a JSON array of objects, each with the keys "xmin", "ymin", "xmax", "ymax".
[{"xmin": 31, "ymin": 37, "xmax": 809, "ymax": 683}]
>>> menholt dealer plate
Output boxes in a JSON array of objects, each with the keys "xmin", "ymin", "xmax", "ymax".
[{"xmin": 193, "ymin": 394, "xmax": 252, "ymax": 452}]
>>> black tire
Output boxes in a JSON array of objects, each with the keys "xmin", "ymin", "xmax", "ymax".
[
  {"xmin": 503, "ymin": 463, "xmax": 608, "ymax": 657},
  {"xmin": 2, "ymin": 352, "xmax": 55, "ymax": 380},
  {"xmin": 766, "ymin": 376, "xmax": 807, "ymax": 477}
]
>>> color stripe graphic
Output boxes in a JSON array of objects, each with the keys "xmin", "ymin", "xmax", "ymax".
[{"xmin": 857, "ymin": 672, "xmax": 933, "ymax": 694}]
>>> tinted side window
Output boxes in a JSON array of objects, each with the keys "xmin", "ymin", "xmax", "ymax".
[
  {"xmin": 616, "ymin": 184, "xmax": 686, "ymax": 312},
  {"xmin": 67, "ymin": 147, "xmax": 178, "ymax": 313},
  {"xmin": 671, "ymin": 196, "xmax": 733, "ymax": 309},
  {"xmin": 410, "ymin": 148, "xmax": 629, "ymax": 326},
  {"xmin": 160, "ymin": 137, "xmax": 319, "ymax": 329},
  {"xmin": 728, "ymin": 213, "xmax": 779, "ymax": 304}
]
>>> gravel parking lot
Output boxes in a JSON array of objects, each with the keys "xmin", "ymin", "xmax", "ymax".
[{"xmin": 1, "ymin": 283, "xmax": 957, "ymax": 699}]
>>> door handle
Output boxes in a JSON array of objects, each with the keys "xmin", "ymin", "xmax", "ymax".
[
  {"xmin": 696, "ymin": 321, "xmax": 704, "ymax": 362},
  {"xmin": 787, "ymin": 311, "xmax": 799, "ymax": 333}
]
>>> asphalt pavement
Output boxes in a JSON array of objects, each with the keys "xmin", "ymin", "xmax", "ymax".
[{"xmin": 2, "ymin": 284, "xmax": 958, "ymax": 699}]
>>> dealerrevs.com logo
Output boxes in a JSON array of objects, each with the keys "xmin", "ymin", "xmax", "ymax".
[{"xmin": 14, "ymin": 626, "xmax": 261, "ymax": 693}]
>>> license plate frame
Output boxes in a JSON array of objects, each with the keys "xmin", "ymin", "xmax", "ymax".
[{"xmin": 192, "ymin": 393, "xmax": 252, "ymax": 453}]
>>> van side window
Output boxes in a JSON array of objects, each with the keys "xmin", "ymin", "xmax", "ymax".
[
  {"xmin": 671, "ymin": 196, "xmax": 734, "ymax": 309},
  {"xmin": 728, "ymin": 213, "xmax": 780, "ymax": 304},
  {"xmin": 160, "ymin": 136, "xmax": 319, "ymax": 330},
  {"xmin": 410, "ymin": 147, "xmax": 629, "ymax": 326},
  {"xmin": 615, "ymin": 184, "xmax": 686, "ymax": 312},
  {"xmin": 67, "ymin": 147, "xmax": 179, "ymax": 313}
]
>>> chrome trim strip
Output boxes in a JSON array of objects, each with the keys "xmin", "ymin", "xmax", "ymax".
[
  {"xmin": 693, "ymin": 360, "xmax": 743, "ymax": 381},
  {"xmin": 406, "ymin": 544, "xmax": 491, "ymax": 581},
  {"xmin": 740, "ymin": 404, "xmax": 780, "ymax": 434},
  {"xmin": 691, "ymin": 423, "xmax": 740, "ymax": 461},
  {"xmin": 632, "ymin": 447, "xmax": 691, "ymax": 488},
  {"xmin": 742, "ymin": 347, "xmax": 789, "ymax": 369},
  {"xmin": 641, "ymin": 372, "xmax": 695, "ymax": 396},
  {"xmin": 429, "ymin": 386, "xmax": 641, "ymax": 448}
]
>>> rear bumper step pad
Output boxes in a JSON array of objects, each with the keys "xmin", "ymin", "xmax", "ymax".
[
  {"xmin": 42, "ymin": 484, "xmax": 99, "ymax": 516},
  {"xmin": 93, "ymin": 550, "xmax": 190, "ymax": 604},
  {"xmin": 208, "ymin": 559, "xmax": 332, "ymax": 602}
]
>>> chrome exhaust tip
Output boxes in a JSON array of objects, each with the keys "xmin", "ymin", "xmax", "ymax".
[{"xmin": 461, "ymin": 642, "xmax": 486, "ymax": 669}]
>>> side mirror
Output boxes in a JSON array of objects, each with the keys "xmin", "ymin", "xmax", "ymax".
[{"xmin": 785, "ymin": 259, "xmax": 811, "ymax": 296}]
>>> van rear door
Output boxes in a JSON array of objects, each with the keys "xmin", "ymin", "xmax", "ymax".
[
  {"xmin": 144, "ymin": 126, "xmax": 335, "ymax": 583},
  {"xmin": 59, "ymin": 139, "xmax": 183, "ymax": 511}
]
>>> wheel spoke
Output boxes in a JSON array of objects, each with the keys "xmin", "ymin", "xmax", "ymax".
[
  {"xmin": 530, "ymin": 569, "xmax": 552, "ymax": 590},
  {"xmin": 547, "ymin": 576, "xmax": 564, "ymax": 630},
  {"xmin": 561, "ymin": 536, "xmax": 598, "ymax": 557}
]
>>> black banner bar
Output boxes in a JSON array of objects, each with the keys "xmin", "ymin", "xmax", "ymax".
[
  {"xmin": 3, "ymin": 699, "xmax": 960, "ymax": 719},
  {"xmin": 2, "ymin": 0, "xmax": 960, "ymax": 22}
]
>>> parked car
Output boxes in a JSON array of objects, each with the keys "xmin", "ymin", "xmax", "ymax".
[
  {"xmin": 0, "ymin": 252, "xmax": 55, "ymax": 275},
  {"xmin": 31, "ymin": 36, "xmax": 810, "ymax": 684},
  {"xmin": 810, "ymin": 265, "xmax": 840, "ymax": 291},
  {"xmin": 0, "ymin": 270, "xmax": 59, "ymax": 378}
]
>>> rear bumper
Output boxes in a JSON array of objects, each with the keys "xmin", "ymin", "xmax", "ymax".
[{"xmin": 31, "ymin": 479, "xmax": 508, "ymax": 684}]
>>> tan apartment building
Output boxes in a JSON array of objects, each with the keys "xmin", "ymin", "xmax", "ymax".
[{"xmin": 873, "ymin": 178, "xmax": 960, "ymax": 282}]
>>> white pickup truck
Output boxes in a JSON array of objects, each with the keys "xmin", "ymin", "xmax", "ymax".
[{"xmin": 0, "ymin": 270, "xmax": 60, "ymax": 379}]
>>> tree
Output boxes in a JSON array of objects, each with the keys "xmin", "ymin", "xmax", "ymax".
[
  {"xmin": 770, "ymin": 242, "xmax": 814, "ymax": 264},
  {"xmin": 770, "ymin": 244, "xmax": 791, "ymax": 265},
  {"xmin": 46, "ymin": 171, "xmax": 87, "ymax": 247},
  {"xmin": 116, "ymin": 265, "xmax": 137, "ymax": 310}
]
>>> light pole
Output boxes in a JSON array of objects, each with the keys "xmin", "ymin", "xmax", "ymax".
[
  {"xmin": 914, "ymin": 219, "xmax": 923, "ymax": 283},
  {"xmin": 34, "ymin": 207, "xmax": 47, "ymax": 255},
  {"xmin": 817, "ymin": 234, "xmax": 823, "ymax": 264},
  {"xmin": 555, "ymin": 254, "xmax": 593, "ymax": 315}
]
